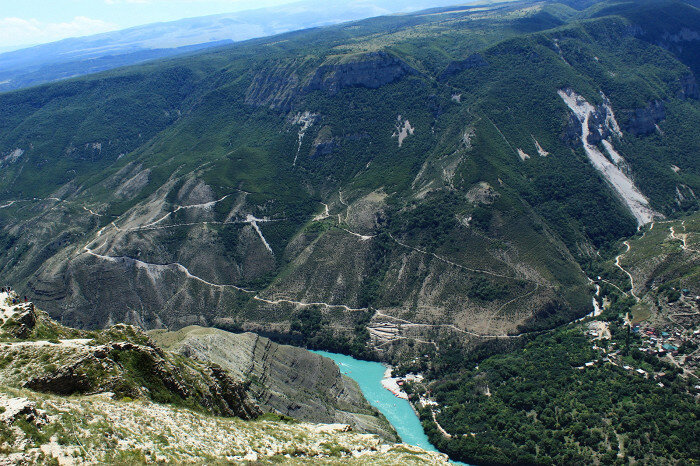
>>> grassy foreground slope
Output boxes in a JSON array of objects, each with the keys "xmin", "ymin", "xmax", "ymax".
[{"xmin": 0, "ymin": 387, "xmax": 446, "ymax": 465}]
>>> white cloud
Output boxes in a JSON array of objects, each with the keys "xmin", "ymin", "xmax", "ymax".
[{"xmin": 0, "ymin": 16, "xmax": 117, "ymax": 47}]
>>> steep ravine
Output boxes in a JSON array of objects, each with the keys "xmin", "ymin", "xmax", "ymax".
[{"xmin": 558, "ymin": 89, "xmax": 660, "ymax": 226}]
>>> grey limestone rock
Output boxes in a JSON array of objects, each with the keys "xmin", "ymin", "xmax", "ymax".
[{"xmin": 150, "ymin": 326, "xmax": 398, "ymax": 440}]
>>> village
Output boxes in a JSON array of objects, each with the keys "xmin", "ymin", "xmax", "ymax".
[{"xmin": 583, "ymin": 309, "xmax": 700, "ymax": 393}]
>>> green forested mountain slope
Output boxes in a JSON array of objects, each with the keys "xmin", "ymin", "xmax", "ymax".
[
  {"xmin": 0, "ymin": 0, "xmax": 697, "ymax": 367},
  {"xmin": 414, "ymin": 211, "xmax": 700, "ymax": 464}
]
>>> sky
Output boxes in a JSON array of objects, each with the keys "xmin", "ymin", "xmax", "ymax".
[{"xmin": 0, "ymin": 0, "xmax": 301, "ymax": 49}]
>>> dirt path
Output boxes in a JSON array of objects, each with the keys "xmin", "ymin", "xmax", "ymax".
[
  {"xmin": 103, "ymin": 191, "xmax": 277, "ymax": 253},
  {"xmin": 386, "ymin": 233, "xmax": 552, "ymax": 288},
  {"xmin": 432, "ymin": 411, "xmax": 452, "ymax": 439},
  {"xmin": 129, "ymin": 193, "xmax": 233, "ymax": 231},
  {"xmin": 614, "ymin": 241, "xmax": 638, "ymax": 301},
  {"xmin": 669, "ymin": 221, "xmax": 698, "ymax": 253},
  {"xmin": 252, "ymin": 295, "xmax": 366, "ymax": 312},
  {"xmin": 313, "ymin": 203, "xmax": 330, "ymax": 221},
  {"xmin": 75, "ymin": 187, "xmax": 584, "ymax": 346},
  {"xmin": 86, "ymin": 242, "xmax": 369, "ymax": 312},
  {"xmin": 373, "ymin": 311, "xmax": 527, "ymax": 339},
  {"xmin": 83, "ymin": 224, "xmax": 370, "ymax": 312},
  {"xmin": 375, "ymin": 334, "xmax": 439, "ymax": 350},
  {"xmin": 82, "ymin": 209, "xmax": 570, "ymax": 345},
  {"xmin": 83, "ymin": 242, "xmax": 257, "ymax": 294},
  {"xmin": 0, "ymin": 197, "xmax": 62, "ymax": 209},
  {"xmin": 600, "ymin": 279, "xmax": 629, "ymax": 297},
  {"xmin": 667, "ymin": 353, "xmax": 699, "ymax": 381},
  {"xmin": 82, "ymin": 206, "xmax": 101, "ymax": 217},
  {"xmin": 485, "ymin": 283, "xmax": 539, "ymax": 334},
  {"xmin": 670, "ymin": 225, "xmax": 686, "ymax": 249},
  {"xmin": 340, "ymin": 228, "xmax": 374, "ymax": 241},
  {"xmin": 0, "ymin": 339, "xmax": 93, "ymax": 349}
]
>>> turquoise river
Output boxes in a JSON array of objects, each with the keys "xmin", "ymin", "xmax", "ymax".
[{"xmin": 312, "ymin": 350, "xmax": 470, "ymax": 464}]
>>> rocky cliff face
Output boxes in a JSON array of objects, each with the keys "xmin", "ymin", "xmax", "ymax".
[
  {"xmin": 304, "ymin": 52, "xmax": 417, "ymax": 94},
  {"xmin": 150, "ymin": 326, "xmax": 397, "ymax": 440},
  {"xmin": 245, "ymin": 52, "xmax": 417, "ymax": 110},
  {"xmin": 561, "ymin": 93, "xmax": 621, "ymax": 146},
  {"xmin": 245, "ymin": 60, "xmax": 303, "ymax": 111},
  {"xmin": 438, "ymin": 53, "xmax": 488, "ymax": 81},
  {"xmin": 0, "ymin": 292, "xmax": 260, "ymax": 420},
  {"xmin": 623, "ymin": 100, "xmax": 666, "ymax": 136},
  {"xmin": 20, "ymin": 338, "xmax": 260, "ymax": 419}
]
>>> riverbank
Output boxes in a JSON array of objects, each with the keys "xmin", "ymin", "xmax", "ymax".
[
  {"xmin": 314, "ymin": 351, "xmax": 472, "ymax": 466},
  {"xmin": 380, "ymin": 367, "xmax": 409, "ymax": 400},
  {"xmin": 311, "ymin": 351, "xmax": 437, "ymax": 452}
]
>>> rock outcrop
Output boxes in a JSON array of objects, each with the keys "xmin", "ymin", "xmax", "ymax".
[
  {"xmin": 304, "ymin": 52, "xmax": 417, "ymax": 95},
  {"xmin": 18, "ymin": 337, "xmax": 260, "ymax": 419},
  {"xmin": 0, "ymin": 290, "xmax": 37, "ymax": 339},
  {"xmin": 438, "ymin": 53, "xmax": 488, "ymax": 81},
  {"xmin": 562, "ymin": 92, "xmax": 622, "ymax": 146},
  {"xmin": 8, "ymin": 307, "xmax": 36, "ymax": 339},
  {"xmin": 150, "ymin": 326, "xmax": 397, "ymax": 440},
  {"xmin": 245, "ymin": 60, "xmax": 302, "ymax": 111},
  {"xmin": 623, "ymin": 100, "xmax": 666, "ymax": 136},
  {"xmin": 0, "ymin": 396, "xmax": 48, "ymax": 426},
  {"xmin": 0, "ymin": 299, "xmax": 262, "ymax": 421},
  {"xmin": 245, "ymin": 52, "xmax": 417, "ymax": 110}
]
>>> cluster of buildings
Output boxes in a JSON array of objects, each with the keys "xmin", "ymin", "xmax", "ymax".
[
  {"xmin": 582, "ymin": 316, "xmax": 700, "ymax": 389},
  {"xmin": 633, "ymin": 324, "xmax": 700, "ymax": 373},
  {"xmin": 633, "ymin": 326, "xmax": 680, "ymax": 355}
]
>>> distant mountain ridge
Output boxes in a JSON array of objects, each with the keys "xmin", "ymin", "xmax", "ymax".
[{"xmin": 0, "ymin": 0, "xmax": 492, "ymax": 93}]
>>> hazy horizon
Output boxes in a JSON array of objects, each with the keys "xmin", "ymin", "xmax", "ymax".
[
  {"xmin": 0, "ymin": 0, "xmax": 315, "ymax": 49},
  {"xmin": 0, "ymin": 0, "xmax": 457, "ymax": 50}
]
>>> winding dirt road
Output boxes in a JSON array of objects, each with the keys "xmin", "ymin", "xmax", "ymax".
[{"xmin": 614, "ymin": 240, "xmax": 638, "ymax": 301}]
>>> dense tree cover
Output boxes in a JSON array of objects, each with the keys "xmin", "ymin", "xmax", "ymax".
[
  {"xmin": 418, "ymin": 325, "xmax": 698, "ymax": 465},
  {"xmin": 290, "ymin": 308, "xmax": 376, "ymax": 360}
]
